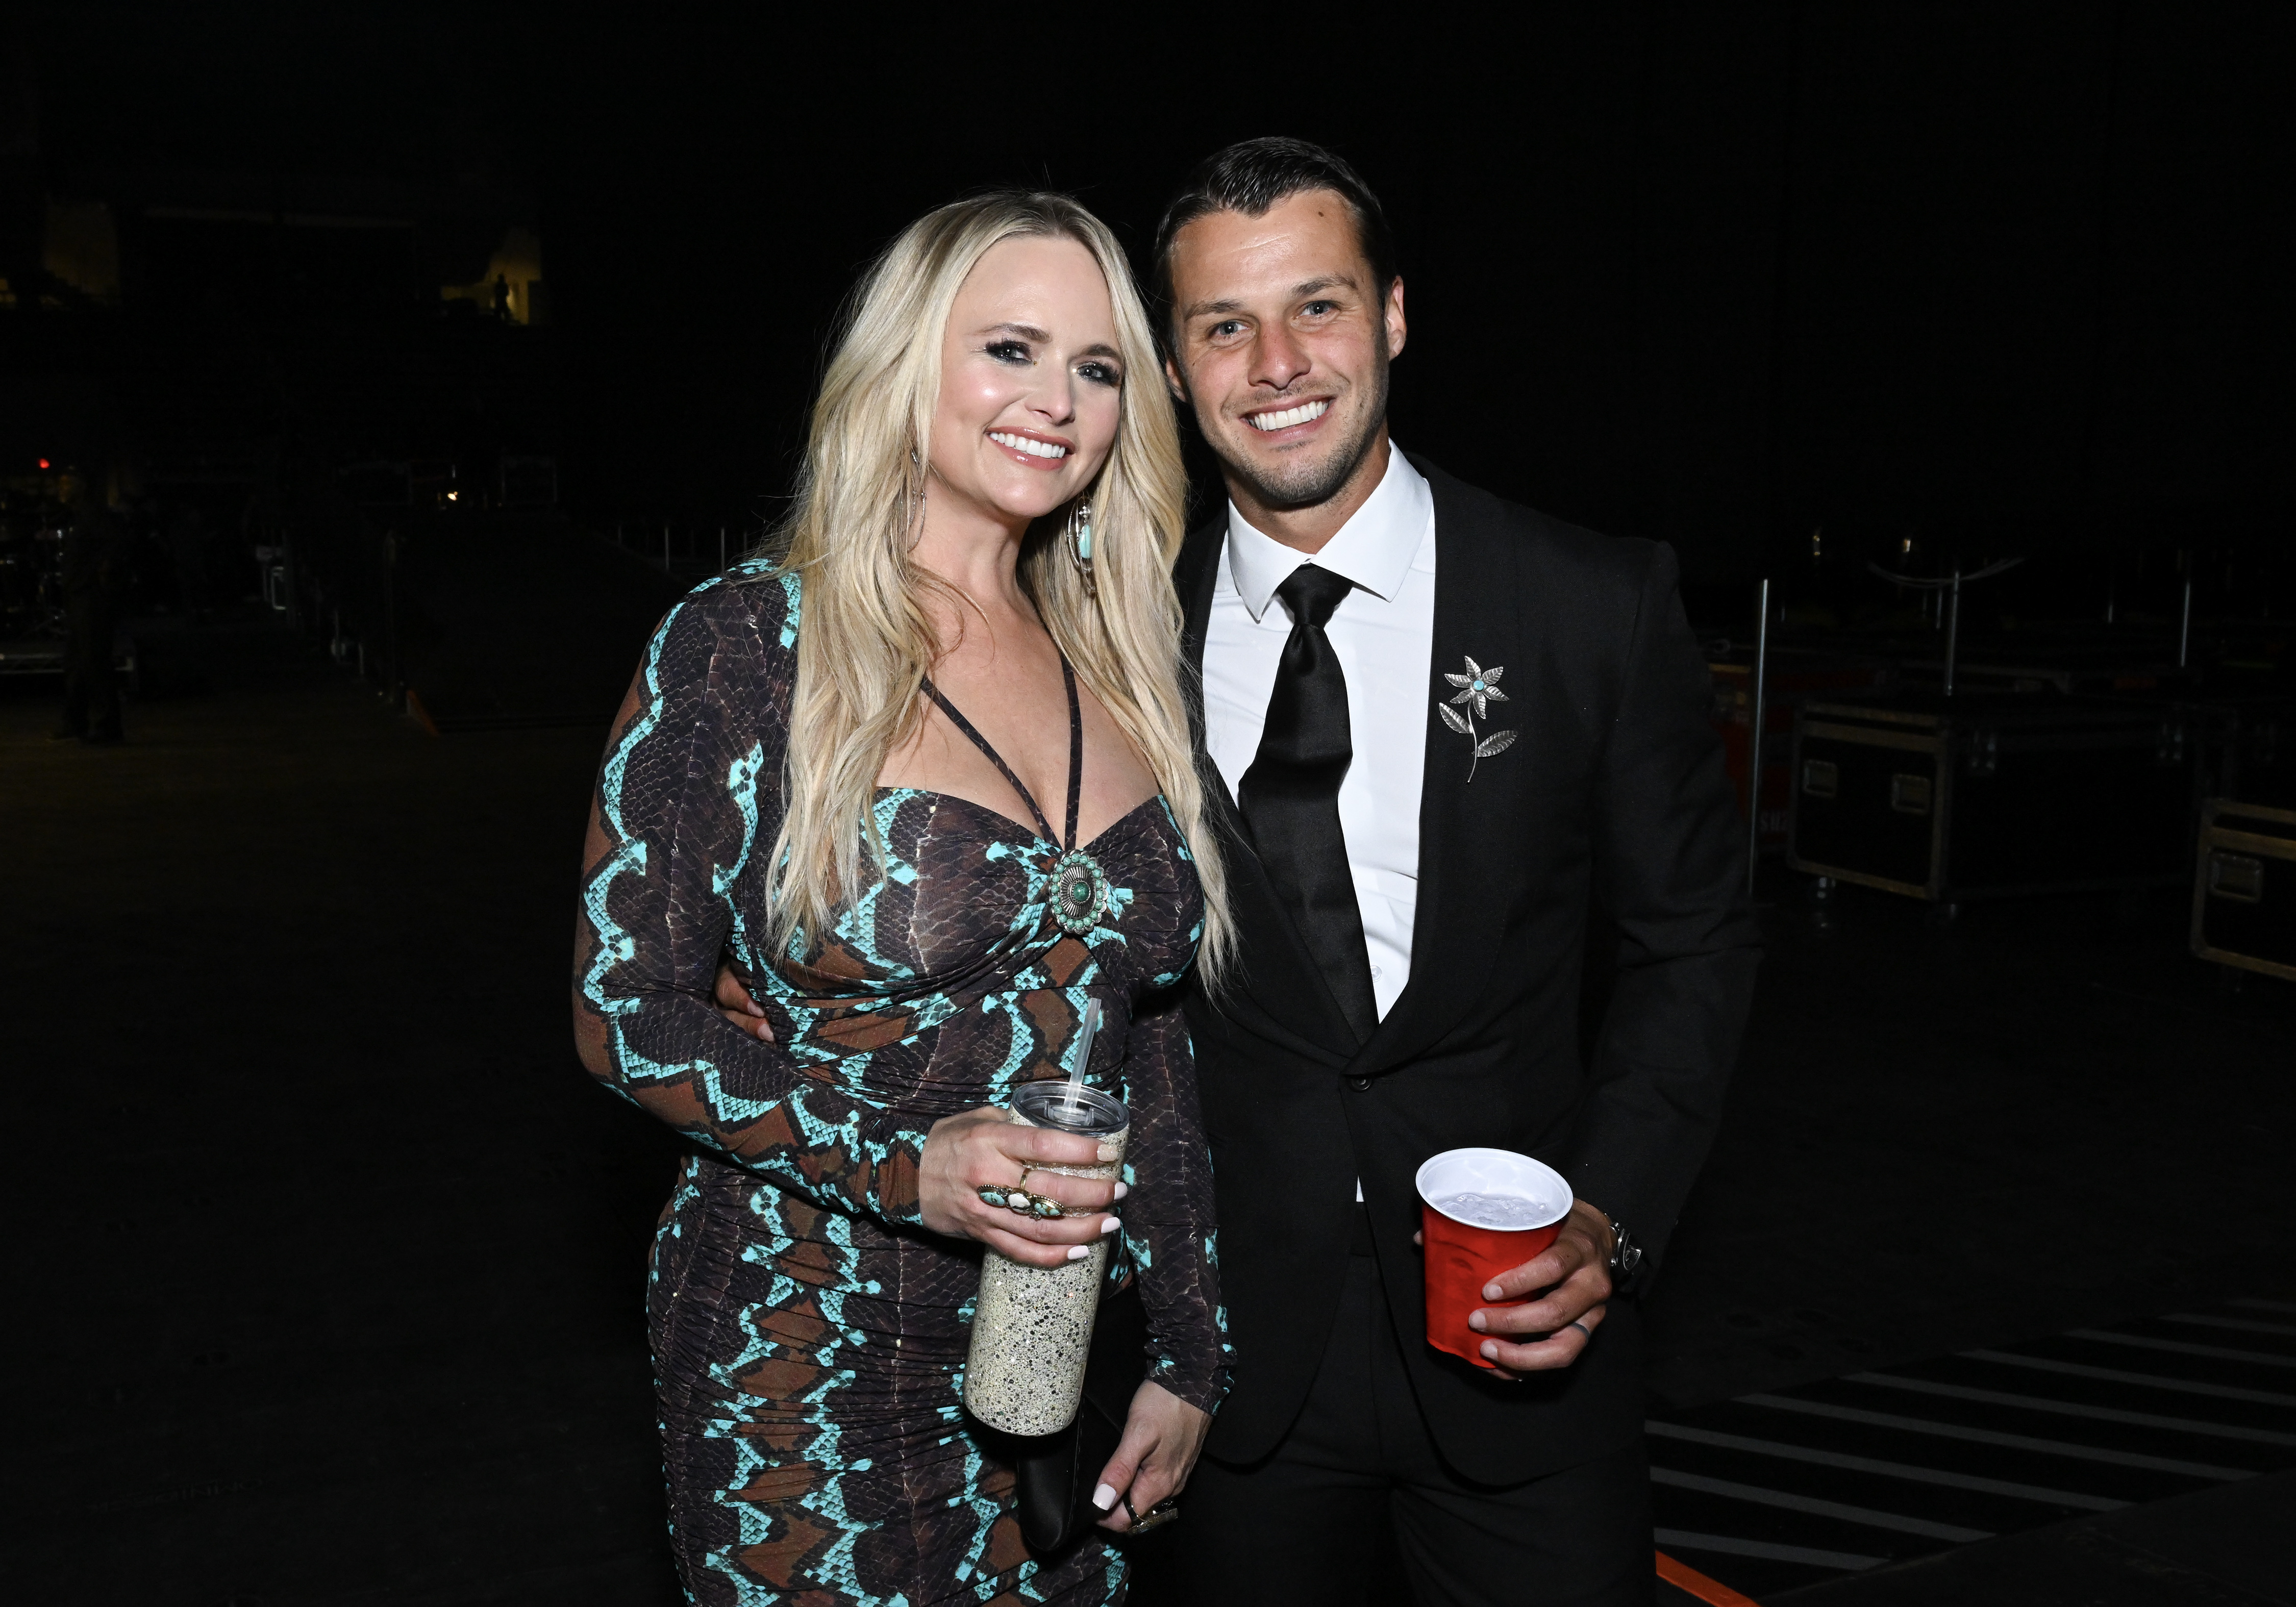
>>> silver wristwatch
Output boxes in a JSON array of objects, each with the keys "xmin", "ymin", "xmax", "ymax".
[{"xmin": 1604, "ymin": 1214, "xmax": 1644, "ymax": 1293}]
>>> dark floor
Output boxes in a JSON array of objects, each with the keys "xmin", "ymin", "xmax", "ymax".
[{"xmin": 8, "ymin": 618, "xmax": 2294, "ymax": 1605}]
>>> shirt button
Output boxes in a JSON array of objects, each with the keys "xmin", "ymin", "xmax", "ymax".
[
  {"xmin": 1370, "ymin": 965, "xmax": 1383, "ymax": 977},
  {"xmin": 1349, "ymin": 1076, "xmax": 1372, "ymax": 1091}
]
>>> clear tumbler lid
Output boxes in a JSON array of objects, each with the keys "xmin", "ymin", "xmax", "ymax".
[{"xmin": 1011, "ymin": 1081, "xmax": 1128, "ymax": 1137}]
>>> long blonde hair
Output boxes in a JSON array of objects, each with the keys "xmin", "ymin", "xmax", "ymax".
[{"xmin": 758, "ymin": 191, "xmax": 1231, "ymax": 981}]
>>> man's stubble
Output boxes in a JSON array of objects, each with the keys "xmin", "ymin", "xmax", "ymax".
[{"xmin": 1209, "ymin": 336, "xmax": 1392, "ymax": 516}]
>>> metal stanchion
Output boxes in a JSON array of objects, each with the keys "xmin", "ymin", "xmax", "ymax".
[
  {"xmin": 1748, "ymin": 577, "xmax": 1771, "ymax": 897},
  {"xmin": 1868, "ymin": 556, "xmax": 2023, "ymax": 698},
  {"xmin": 1943, "ymin": 567, "xmax": 1963, "ymax": 697},
  {"xmin": 2179, "ymin": 578, "xmax": 2193, "ymax": 669}
]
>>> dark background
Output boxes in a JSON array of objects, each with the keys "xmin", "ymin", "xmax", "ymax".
[
  {"xmin": 15, "ymin": 3, "xmax": 2293, "ymax": 600},
  {"xmin": 9, "ymin": 6, "xmax": 2296, "ymax": 1604}
]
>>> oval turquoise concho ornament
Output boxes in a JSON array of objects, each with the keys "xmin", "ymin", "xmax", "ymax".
[{"xmin": 1050, "ymin": 847, "xmax": 1111, "ymax": 937}]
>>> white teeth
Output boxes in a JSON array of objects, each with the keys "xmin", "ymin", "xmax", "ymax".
[
  {"xmin": 1245, "ymin": 399, "xmax": 1332, "ymax": 432},
  {"xmin": 989, "ymin": 431, "xmax": 1069, "ymax": 459}
]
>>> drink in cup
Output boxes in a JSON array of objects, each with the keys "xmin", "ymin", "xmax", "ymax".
[
  {"xmin": 963, "ymin": 1082, "xmax": 1129, "ymax": 1436},
  {"xmin": 1414, "ymin": 1147, "xmax": 1574, "ymax": 1369}
]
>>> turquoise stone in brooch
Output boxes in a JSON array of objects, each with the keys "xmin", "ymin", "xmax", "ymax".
[{"xmin": 1050, "ymin": 847, "xmax": 1111, "ymax": 937}]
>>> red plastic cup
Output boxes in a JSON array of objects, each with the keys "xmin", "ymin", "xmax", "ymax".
[{"xmin": 1414, "ymin": 1148, "xmax": 1574, "ymax": 1369}]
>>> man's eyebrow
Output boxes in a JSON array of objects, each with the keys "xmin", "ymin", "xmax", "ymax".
[
  {"xmin": 1180, "ymin": 297, "xmax": 1246, "ymax": 321},
  {"xmin": 1182, "ymin": 274, "xmax": 1365, "ymax": 322}
]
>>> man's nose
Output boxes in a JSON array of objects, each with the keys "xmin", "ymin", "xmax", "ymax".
[{"xmin": 1249, "ymin": 323, "xmax": 1312, "ymax": 393}]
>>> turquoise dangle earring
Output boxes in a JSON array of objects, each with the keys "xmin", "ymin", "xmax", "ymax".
[{"xmin": 1065, "ymin": 498, "xmax": 1096, "ymax": 599}]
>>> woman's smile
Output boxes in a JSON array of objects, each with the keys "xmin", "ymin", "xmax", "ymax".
[{"xmin": 986, "ymin": 426, "xmax": 1075, "ymax": 467}]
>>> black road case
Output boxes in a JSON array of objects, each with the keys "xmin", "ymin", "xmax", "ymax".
[
  {"xmin": 2191, "ymin": 799, "xmax": 2296, "ymax": 983},
  {"xmin": 1787, "ymin": 694, "xmax": 2200, "ymax": 902}
]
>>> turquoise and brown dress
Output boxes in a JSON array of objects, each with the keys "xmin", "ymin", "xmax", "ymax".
[{"xmin": 576, "ymin": 566, "xmax": 1228, "ymax": 1605}]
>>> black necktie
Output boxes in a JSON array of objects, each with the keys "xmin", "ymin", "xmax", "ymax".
[{"xmin": 1238, "ymin": 564, "xmax": 1379, "ymax": 1041}]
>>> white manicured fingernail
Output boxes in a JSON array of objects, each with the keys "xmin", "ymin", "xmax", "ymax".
[
  {"xmin": 1066, "ymin": 1245, "xmax": 1091, "ymax": 1260},
  {"xmin": 1100, "ymin": 1216, "xmax": 1120, "ymax": 1235},
  {"xmin": 1092, "ymin": 1483, "xmax": 1119, "ymax": 1511},
  {"xmin": 1113, "ymin": 1181, "xmax": 1129, "ymax": 1199}
]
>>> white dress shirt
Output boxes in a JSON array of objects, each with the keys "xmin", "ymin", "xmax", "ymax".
[{"xmin": 1201, "ymin": 446, "xmax": 1437, "ymax": 1025}]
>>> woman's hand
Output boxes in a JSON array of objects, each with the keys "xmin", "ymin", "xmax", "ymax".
[
  {"xmin": 1092, "ymin": 1380, "xmax": 1211, "ymax": 1531},
  {"xmin": 917, "ymin": 1106, "xmax": 1125, "ymax": 1268}
]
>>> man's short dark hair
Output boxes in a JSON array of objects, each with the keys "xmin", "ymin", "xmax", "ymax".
[{"xmin": 1150, "ymin": 137, "xmax": 1398, "ymax": 353}]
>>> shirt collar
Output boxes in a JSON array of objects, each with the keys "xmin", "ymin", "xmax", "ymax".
[{"xmin": 1222, "ymin": 446, "xmax": 1433, "ymax": 622}]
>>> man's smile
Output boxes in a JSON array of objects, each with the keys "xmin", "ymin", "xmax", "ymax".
[{"xmin": 1242, "ymin": 398, "xmax": 1332, "ymax": 434}]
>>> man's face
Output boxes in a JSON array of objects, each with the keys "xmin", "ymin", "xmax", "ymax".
[{"xmin": 1164, "ymin": 189, "xmax": 1406, "ymax": 511}]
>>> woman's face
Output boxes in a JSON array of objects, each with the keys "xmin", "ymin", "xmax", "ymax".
[{"xmin": 929, "ymin": 234, "xmax": 1125, "ymax": 528}]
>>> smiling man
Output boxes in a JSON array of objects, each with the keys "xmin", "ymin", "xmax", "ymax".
[{"xmin": 1142, "ymin": 138, "xmax": 1761, "ymax": 1607}]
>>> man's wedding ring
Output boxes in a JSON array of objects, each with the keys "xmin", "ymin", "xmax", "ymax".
[
  {"xmin": 975, "ymin": 1184, "xmax": 1064, "ymax": 1220},
  {"xmin": 1567, "ymin": 1320, "xmax": 1593, "ymax": 1340}
]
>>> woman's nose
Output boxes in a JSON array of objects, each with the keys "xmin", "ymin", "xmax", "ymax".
[{"xmin": 1028, "ymin": 370, "xmax": 1077, "ymax": 424}]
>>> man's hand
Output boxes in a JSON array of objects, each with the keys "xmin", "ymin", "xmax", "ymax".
[
  {"xmin": 714, "ymin": 959, "xmax": 774, "ymax": 1041},
  {"xmin": 1445, "ymin": 1198, "xmax": 1615, "ymax": 1378}
]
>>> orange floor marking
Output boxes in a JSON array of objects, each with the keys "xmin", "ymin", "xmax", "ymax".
[{"xmin": 1656, "ymin": 1550, "xmax": 1762, "ymax": 1607}]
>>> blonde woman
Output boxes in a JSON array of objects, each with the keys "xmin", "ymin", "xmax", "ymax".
[{"xmin": 573, "ymin": 192, "xmax": 1230, "ymax": 1606}]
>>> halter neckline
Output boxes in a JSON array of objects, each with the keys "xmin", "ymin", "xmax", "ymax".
[{"xmin": 918, "ymin": 659, "xmax": 1084, "ymax": 851}]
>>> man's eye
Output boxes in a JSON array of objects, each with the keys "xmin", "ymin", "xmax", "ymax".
[
  {"xmin": 985, "ymin": 340, "xmax": 1031, "ymax": 364},
  {"xmin": 1301, "ymin": 301, "xmax": 1336, "ymax": 318},
  {"xmin": 1207, "ymin": 320, "xmax": 1246, "ymax": 341}
]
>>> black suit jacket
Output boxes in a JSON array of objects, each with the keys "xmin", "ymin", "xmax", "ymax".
[{"xmin": 1179, "ymin": 456, "xmax": 1760, "ymax": 1485}]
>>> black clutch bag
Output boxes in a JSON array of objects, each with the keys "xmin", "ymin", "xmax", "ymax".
[{"xmin": 1010, "ymin": 1280, "xmax": 1149, "ymax": 1553}]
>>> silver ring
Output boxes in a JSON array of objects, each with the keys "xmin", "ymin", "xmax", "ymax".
[{"xmin": 1567, "ymin": 1320, "xmax": 1592, "ymax": 1340}]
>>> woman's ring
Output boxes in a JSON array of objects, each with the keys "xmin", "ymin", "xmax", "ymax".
[
  {"xmin": 980, "ymin": 1185, "xmax": 1065, "ymax": 1220},
  {"xmin": 1122, "ymin": 1492, "xmax": 1180, "ymax": 1533}
]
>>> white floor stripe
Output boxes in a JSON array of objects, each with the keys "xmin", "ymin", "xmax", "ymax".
[
  {"xmin": 1655, "ymin": 1529, "xmax": 1884, "ymax": 1571},
  {"xmin": 1645, "ymin": 1420, "xmax": 2126, "ymax": 1510},
  {"xmin": 2166, "ymin": 1313, "xmax": 2296, "ymax": 1341},
  {"xmin": 1963, "ymin": 1348, "xmax": 2296, "ymax": 1409},
  {"xmin": 1651, "ymin": 1467, "xmax": 1992, "ymax": 1541},
  {"xmin": 2068, "ymin": 1329, "xmax": 2296, "ymax": 1370},
  {"xmin": 1846, "ymin": 1372, "xmax": 2296, "ymax": 1446},
  {"xmin": 1738, "ymin": 1394, "xmax": 2253, "ymax": 1479}
]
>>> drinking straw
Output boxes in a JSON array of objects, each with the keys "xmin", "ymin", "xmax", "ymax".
[{"xmin": 1067, "ymin": 997, "xmax": 1101, "ymax": 1110}]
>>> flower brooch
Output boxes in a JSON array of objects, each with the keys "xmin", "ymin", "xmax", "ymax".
[{"xmin": 1438, "ymin": 656, "xmax": 1518, "ymax": 781}]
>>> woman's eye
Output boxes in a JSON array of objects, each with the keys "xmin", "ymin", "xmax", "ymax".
[
  {"xmin": 1079, "ymin": 361, "xmax": 1121, "ymax": 388},
  {"xmin": 985, "ymin": 340, "xmax": 1031, "ymax": 364}
]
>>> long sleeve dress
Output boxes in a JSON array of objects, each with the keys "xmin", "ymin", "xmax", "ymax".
[{"xmin": 574, "ymin": 566, "xmax": 1229, "ymax": 1607}]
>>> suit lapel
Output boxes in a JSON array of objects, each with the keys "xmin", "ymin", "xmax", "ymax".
[
  {"xmin": 1177, "ymin": 518, "xmax": 1359, "ymax": 1065},
  {"xmin": 1355, "ymin": 457, "xmax": 1518, "ymax": 1070}
]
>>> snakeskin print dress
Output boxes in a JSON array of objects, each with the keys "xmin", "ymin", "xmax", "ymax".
[{"xmin": 576, "ymin": 566, "xmax": 1229, "ymax": 1606}]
